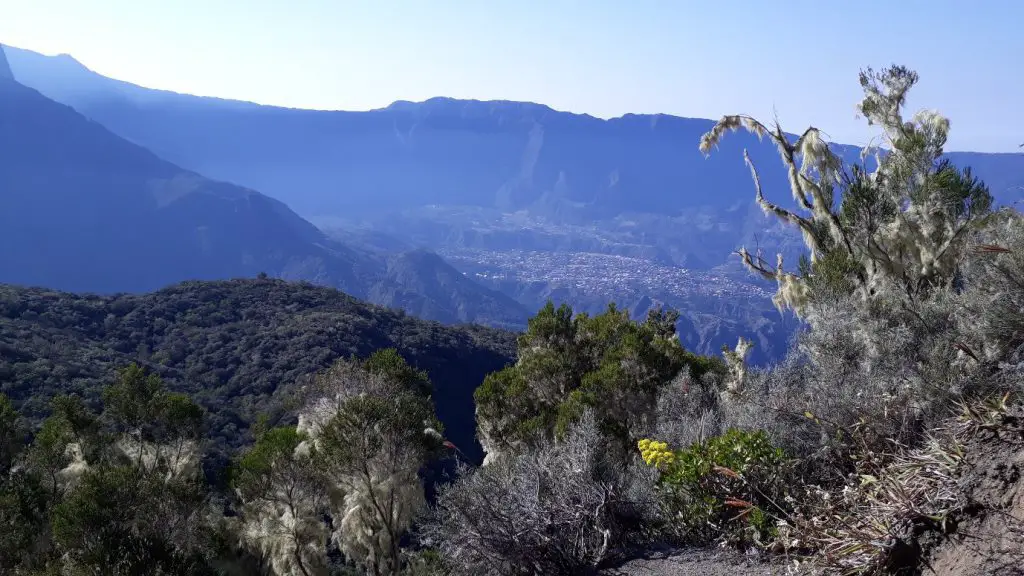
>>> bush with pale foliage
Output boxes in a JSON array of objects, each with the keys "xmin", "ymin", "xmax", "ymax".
[
  {"xmin": 421, "ymin": 412, "xmax": 661, "ymax": 575},
  {"xmin": 234, "ymin": 349, "xmax": 444, "ymax": 576}
]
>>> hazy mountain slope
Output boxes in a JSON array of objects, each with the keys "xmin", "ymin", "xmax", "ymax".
[
  {"xmin": 0, "ymin": 54, "xmax": 812, "ymax": 361},
  {"xmin": 2, "ymin": 45, "xmax": 259, "ymax": 112},
  {"xmin": 0, "ymin": 76, "xmax": 369, "ymax": 294},
  {"xmin": 372, "ymin": 249, "xmax": 530, "ymax": 330},
  {"xmin": 0, "ymin": 73, "xmax": 528, "ymax": 327},
  {"xmin": 0, "ymin": 279, "xmax": 517, "ymax": 463},
  {"xmin": 0, "ymin": 46, "xmax": 11, "ymax": 80},
  {"xmin": 7, "ymin": 44, "xmax": 1024, "ymax": 226}
]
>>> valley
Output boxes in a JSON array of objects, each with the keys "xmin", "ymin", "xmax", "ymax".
[
  {"xmin": 326, "ymin": 205, "xmax": 799, "ymax": 363},
  {"xmin": 442, "ymin": 248, "xmax": 769, "ymax": 302},
  {"xmin": 3, "ymin": 43, "xmax": 1023, "ymax": 366}
]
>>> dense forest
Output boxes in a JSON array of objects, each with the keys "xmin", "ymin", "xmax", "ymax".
[
  {"xmin": 3, "ymin": 66, "xmax": 1024, "ymax": 575},
  {"xmin": 0, "ymin": 279, "xmax": 516, "ymax": 465}
]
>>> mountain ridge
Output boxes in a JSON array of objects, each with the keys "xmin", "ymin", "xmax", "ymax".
[
  {"xmin": 8, "ymin": 44, "xmax": 1022, "ymax": 228},
  {"xmin": 0, "ymin": 68, "xmax": 529, "ymax": 329},
  {"xmin": 9, "ymin": 45, "xmax": 1020, "ymax": 225},
  {"xmin": 7, "ymin": 44, "xmax": 1019, "ymax": 156},
  {"xmin": 3, "ymin": 44, "xmax": 712, "ymax": 125},
  {"xmin": 5, "ymin": 43, "xmax": 1021, "ymax": 365}
]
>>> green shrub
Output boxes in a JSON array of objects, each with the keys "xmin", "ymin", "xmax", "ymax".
[
  {"xmin": 476, "ymin": 301, "xmax": 725, "ymax": 460},
  {"xmin": 640, "ymin": 428, "xmax": 791, "ymax": 546}
]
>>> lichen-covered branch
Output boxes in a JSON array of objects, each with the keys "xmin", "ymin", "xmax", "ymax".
[{"xmin": 700, "ymin": 65, "xmax": 992, "ymax": 311}]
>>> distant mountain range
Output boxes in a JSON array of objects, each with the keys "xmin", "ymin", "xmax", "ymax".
[
  {"xmin": 7, "ymin": 45, "xmax": 1024, "ymax": 230},
  {"xmin": 5, "ymin": 43, "xmax": 1023, "ymax": 364},
  {"xmin": 0, "ymin": 61, "xmax": 529, "ymax": 329}
]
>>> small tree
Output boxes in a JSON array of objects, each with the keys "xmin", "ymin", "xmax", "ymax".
[
  {"xmin": 475, "ymin": 302, "xmax": 723, "ymax": 462},
  {"xmin": 103, "ymin": 364, "xmax": 204, "ymax": 478},
  {"xmin": 700, "ymin": 65, "xmax": 992, "ymax": 314},
  {"xmin": 235, "ymin": 350, "xmax": 444, "ymax": 576},
  {"xmin": 27, "ymin": 395, "xmax": 100, "ymax": 498},
  {"xmin": 684, "ymin": 66, "xmax": 1013, "ymax": 485},
  {"xmin": 35, "ymin": 367, "xmax": 217, "ymax": 575},
  {"xmin": 234, "ymin": 427, "xmax": 329, "ymax": 576},
  {"xmin": 300, "ymin": 350, "xmax": 443, "ymax": 576}
]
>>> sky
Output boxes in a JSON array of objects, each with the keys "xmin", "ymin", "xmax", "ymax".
[{"xmin": 1, "ymin": 0, "xmax": 1021, "ymax": 152}]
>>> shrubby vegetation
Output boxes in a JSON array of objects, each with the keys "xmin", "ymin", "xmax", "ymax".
[
  {"xmin": 231, "ymin": 348, "xmax": 448, "ymax": 576},
  {"xmin": 639, "ymin": 428, "xmax": 791, "ymax": 547},
  {"xmin": 1, "ymin": 365, "xmax": 223, "ymax": 575},
  {"xmin": 0, "ymin": 279, "xmax": 515, "ymax": 463},
  {"xmin": 0, "ymin": 283, "xmax": 728, "ymax": 574},
  {"xmin": 421, "ymin": 304, "xmax": 731, "ymax": 572},
  {"xmin": 423, "ymin": 413, "xmax": 660, "ymax": 575},
  {"xmin": 3, "ymin": 65, "xmax": 1024, "ymax": 574},
  {"xmin": 421, "ymin": 64, "xmax": 1024, "ymax": 574},
  {"xmin": 474, "ymin": 303, "xmax": 723, "ymax": 463},
  {"xmin": 0, "ymin": 349, "xmax": 454, "ymax": 575}
]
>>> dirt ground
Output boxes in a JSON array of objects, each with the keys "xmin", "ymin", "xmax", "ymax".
[
  {"xmin": 600, "ymin": 548, "xmax": 790, "ymax": 576},
  {"xmin": 915, "ymin": 412, "xmax": 1024, "ymax": 575},
  {"xmin": 603, "ymin": 410, "xmax": 1024, "ymax": 576}
]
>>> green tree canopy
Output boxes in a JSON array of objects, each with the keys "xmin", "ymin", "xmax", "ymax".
[{"xmin": 475, "ymin": 302, "xmax": 725, "ymax": 460}]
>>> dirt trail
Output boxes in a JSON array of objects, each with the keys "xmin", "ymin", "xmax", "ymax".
[{"xmin": 601, "ymin": 548, "xmax": 789, "ymax": 576}]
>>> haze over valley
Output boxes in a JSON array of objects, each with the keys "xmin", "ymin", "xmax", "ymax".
[{"xmin": 7, "ymin": 44, "xmax": 1023, "ymax": 363}]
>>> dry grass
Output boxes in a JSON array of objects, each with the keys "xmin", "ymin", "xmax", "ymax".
[{"xmin": 780, "ymin": 395, "xmax": 1015, "ymax": 575}]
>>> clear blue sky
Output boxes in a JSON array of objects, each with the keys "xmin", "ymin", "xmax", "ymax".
[{"xmin": 2, "ymin": 0, "xmax": 1021, "ymax": 151}]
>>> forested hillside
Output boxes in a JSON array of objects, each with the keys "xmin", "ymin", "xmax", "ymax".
[{"xmin": 0, "ymin": 279, "xmax": 516, "ymax": 465}]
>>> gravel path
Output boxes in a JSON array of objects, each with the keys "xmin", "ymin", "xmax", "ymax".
[{"xmin": 600, "ymin": 548, "xmax": 792, "ymax": 576}]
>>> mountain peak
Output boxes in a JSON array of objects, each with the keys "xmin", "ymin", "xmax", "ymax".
[
  {"xmin": 382, "ymin": 96, "xmax": 557, "ymax": 119},
  {"xmin": 0, "ymin": 45, "xmax": 13, "ymax": 80}
]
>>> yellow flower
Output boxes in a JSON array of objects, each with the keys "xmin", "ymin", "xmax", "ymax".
[{"xmin": 638, "ymin": 438, "xmax": 675, "ymax": 468}]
